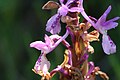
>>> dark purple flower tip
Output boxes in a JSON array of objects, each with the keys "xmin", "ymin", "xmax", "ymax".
[{"xmin": 102, "ymin": 34, "xmax": 116, "ymax": 55}]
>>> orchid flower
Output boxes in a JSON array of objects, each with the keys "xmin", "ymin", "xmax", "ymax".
[
  {"xmin": 30, "ymin": 30, "xmax": 69, "ymax": 75},
  {"xmin": 46, "ymin": 0, "xmax": 84, "ymax": 34},
  {"xmin": 95, "ymin": 6, "xmax": 120, "ymax": 54}
]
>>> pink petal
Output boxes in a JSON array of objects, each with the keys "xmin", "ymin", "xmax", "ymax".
[
  {"xmin": 102, "ymin": 35, "xmax": 116, "ymax": 55},
  {"xmin": 30, "ymin": 41, "xmax": 48, "ymax": 51}
]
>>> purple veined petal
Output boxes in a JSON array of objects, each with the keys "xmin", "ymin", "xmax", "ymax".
[
  {"xmin": 102, "ymin": 34, "xmax": 116, "ymax": 55},
  {"xmin": 34, "ymin": 53, "xmax": 50, "ymax": 75},
  {"xmin": 68, "ymin": 7, "xmax": 84, "ymax": 13},
  {"xmin": 102, "ymin": 17, "xmax": 120, "ymax": 30},
  {"xmin": 46, "ymin": 14, "xmax": 61, "ymax": 34},
  {"xmin": 50, "ymin": 19, "xmax": 61, "ymax": 34},
  {"xmin": 30, "ymin": 41, "xmax": 48, "ymax": 51},
  {"xmin": 46, "ymin": 14, "xmax": 58, "ymax": 31}
]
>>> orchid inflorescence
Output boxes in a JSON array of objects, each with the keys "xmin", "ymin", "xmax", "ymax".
[{"xmin": 30, "ymin": 0, "xmax": 119, "ymax": 80}]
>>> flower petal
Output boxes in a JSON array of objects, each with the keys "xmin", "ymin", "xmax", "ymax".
[
  {"xmin": 102, "ymin": 17, "xmax": 120, "ymax": 30},
  {"xmin": 102, "ymin": 6, "xmax": 111, "ymax": 19},
  {"xmin": 95, "ymin": 6, "xmax": 112, "ymax": 29},
  {"xmin": 46, "ymin": 14, "xmax": 61, "ymax": 34},
  {"xmin": 103, "ymin": 22, "xmax": 118, "ymax": 30},
  {"xmin": 102, "ymin": 34, "xmax": 116, "ymax": 54},
  {"xmin": 30, "ymin": 41, "xmax": 48, "ymax": 51},
  {"xmin": 50, "ymin": 19, "xmax": 61, "ymax": 34}
]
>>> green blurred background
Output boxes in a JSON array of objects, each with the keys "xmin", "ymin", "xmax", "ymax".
[{"xmin": 0, "ymin": 0, "xmax": 120, "ymax": 80}]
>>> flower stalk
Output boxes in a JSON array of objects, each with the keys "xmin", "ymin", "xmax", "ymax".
[{"xmin": 30, "ymin": 0, "xmax": 119, "ymax": 80}]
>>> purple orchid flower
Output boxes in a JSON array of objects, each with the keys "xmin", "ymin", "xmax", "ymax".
[
  {"xmin": 30, "ymin": 30, "xmax": 69, "ymax": 75},
  {"xmin": 95, "ymin": 6, "xmax": 120, "ymax": 54},
  {"xmin": 46, "ymin": 0, "xmax": 84, "ymax": 34}
]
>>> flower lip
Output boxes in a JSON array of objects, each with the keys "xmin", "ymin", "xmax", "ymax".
[
  {"xmin": 102, "ymin": 34, "xmax": 116, "ymax": 55},
  {"xmin": 33, "ymin": 53, "xmax": 50, "ymax": 76}
]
